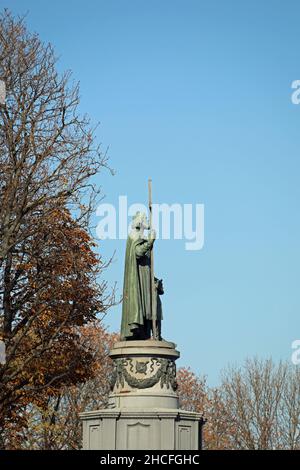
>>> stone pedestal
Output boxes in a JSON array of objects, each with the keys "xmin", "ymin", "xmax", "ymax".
[{"xmin": 80, "ymin": 340, "xmax": 204, "ymax": 450}]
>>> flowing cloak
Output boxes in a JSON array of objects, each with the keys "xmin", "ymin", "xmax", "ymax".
[{"xmin": 121, "ymin": 235, "xmax": 154, "ymax": 340}]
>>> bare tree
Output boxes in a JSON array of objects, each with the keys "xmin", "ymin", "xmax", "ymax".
[
  {"xmin": 178, "ymin": 360, "xmax": 300, "ymax": 450},
  {"xmin": 220, "ymin": 358, "xmax": 300, "ymax": 449},
  {"xmin": 0, "ymin": 10, "xmax": 109, "ymax": 268},
  {"xmin": 277, "ymin": 364, "xmax": 300, "ymax": 449}
]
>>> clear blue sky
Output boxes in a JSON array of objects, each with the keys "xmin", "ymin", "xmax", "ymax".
[{"xmin": 6, "ymin": 0, "xmax": 300, "ymax": 385}]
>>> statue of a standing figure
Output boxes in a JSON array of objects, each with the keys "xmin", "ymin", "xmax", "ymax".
[{"xmin": 121, "ymin": 211, "xmax": 163, "ymax": 341}]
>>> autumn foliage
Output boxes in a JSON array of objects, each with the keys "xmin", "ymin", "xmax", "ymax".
[
  {"xmin": 15, "ymin": 323, "xmax": 118, "ymax": 450},
  {"xmin": 177, "ymin": 367, "xmax": 233, "ymax": 449},
  {"xmin": 0, "ymin": 207, "xmax": 113, "ymax": 447},
  {"xmin": 0, "ymin": 11, "xmax": 112, "ymax": 447}
]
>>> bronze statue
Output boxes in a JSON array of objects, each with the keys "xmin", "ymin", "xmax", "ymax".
[{"xmin": 120, "ymin": 211, "xmax": 163, "ymax": 341}]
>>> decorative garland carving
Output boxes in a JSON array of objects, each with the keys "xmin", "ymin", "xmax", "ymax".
[{"xmin": 110, "ymin": 357, "xmax": 177, "ymax": 391}]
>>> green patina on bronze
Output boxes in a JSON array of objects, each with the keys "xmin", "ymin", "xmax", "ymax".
[{"xmin": 120, "ymin": 212, "xmax": 163, "ymax": 341}]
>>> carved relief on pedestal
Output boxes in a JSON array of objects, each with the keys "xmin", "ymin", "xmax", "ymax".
[{"xmin": 110, "ymin": 357, "xmax": 178, "ymax": 391}]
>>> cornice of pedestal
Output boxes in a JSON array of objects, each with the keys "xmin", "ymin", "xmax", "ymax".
[
  {"xmin": 79, "ymin": 407, "xmax": 204, "ymax": 422},
  {"xmin": 110, "ymin": 339, "xmax": 180, "ymax": 360}
]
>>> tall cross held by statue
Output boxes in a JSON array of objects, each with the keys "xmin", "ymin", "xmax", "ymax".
[{"xmin": 148, "ymin": 179, "xmax": 158, "ymax": 340}]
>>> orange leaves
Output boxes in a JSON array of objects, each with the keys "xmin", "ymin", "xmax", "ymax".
[
  {"xmin": 0, "ymin": 206, "xmax": 112, "ymax": 444},
  {"xmin": 177, "ymin": 367, "xmax": 207, "ymax": 413},
  {"xmin": 8, "ymin": 324, "xmax": 117, "ymax": 450},
  {"xmin": 177, "ymin": 367, "xmax": 233, "ymax": 450}
]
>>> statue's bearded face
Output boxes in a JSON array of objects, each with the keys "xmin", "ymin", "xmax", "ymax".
[{"xmin": 131, "ymin": 212, "xmax": 150, "ymax": 230}]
